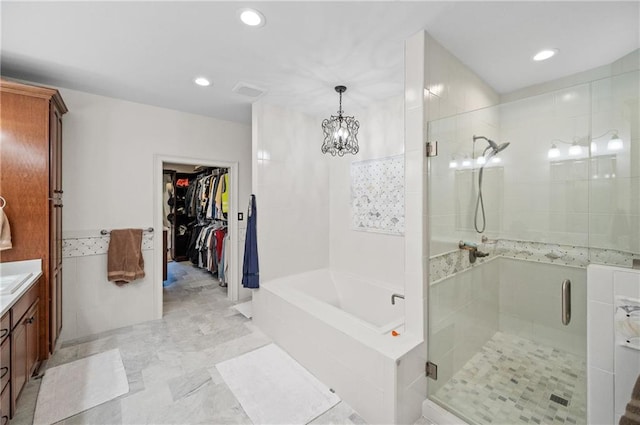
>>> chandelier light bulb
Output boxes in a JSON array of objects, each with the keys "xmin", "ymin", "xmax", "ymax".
[{"xmin": 476, "ymin": 156, "xmax": 486, "ymax": 165}]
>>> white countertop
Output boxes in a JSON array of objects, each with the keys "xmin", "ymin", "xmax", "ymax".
[{"xmin": 0, "ymin": 259, "xmax": 43, "ymax": 317}]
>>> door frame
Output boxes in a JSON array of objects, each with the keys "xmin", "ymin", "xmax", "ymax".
[{"xmin": 153, "ymin": 154, "xmax": 240, "ymax": 319}]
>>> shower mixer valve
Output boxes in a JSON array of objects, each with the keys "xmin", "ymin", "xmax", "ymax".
[{"xmin": 458, "ymin": 240, "xmax": 489, "ymax": 263}]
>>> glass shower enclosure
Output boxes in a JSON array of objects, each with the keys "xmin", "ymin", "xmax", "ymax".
[{"xmin": 426, "ymin": 70, "xmax": 639, "ymax": 424}]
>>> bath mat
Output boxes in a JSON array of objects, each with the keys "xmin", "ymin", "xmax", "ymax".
[
  {"xmin": 33, "ymin": 348, "xmax": 129, "ymax": 425},
  {"xmin": 216, "ymin": 343, "xmax": 339, "ymax": 424},
  {"xmin": 232, "ymin": 300, "xmax": 252, "ymax": 318}
]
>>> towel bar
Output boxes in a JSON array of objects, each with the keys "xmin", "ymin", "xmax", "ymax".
[{"xmin": 100, "ymin": 227, "xmax": 154, "ymax": 235}]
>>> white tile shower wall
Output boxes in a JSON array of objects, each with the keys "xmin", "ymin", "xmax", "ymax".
[
  {"xmin": 58, "ymin": 87, "xmax": 251, "ymax": 339},
  {"xmin": 329, "ymin": 96, "xmax": 405, "ymax": 287},
  {"xmin": 419, "ymin": 30, "xmax": 500, "ymax": 419},
  {"xmin": 498, "ymin": 258, "xmax": 587, "ymax": 357},
  {"xmin": 428, "ymin": 66, "xmax": 639, "ymax": 260},
  {"xmin": 587, "ymin": 264, "xmax": 640, "ymax": 424},
  {"xmin": 252, "ymin": 102, "xmax": 330, "ymax": 281},
  {"xmin": 428, "ymin": 259, "xmax": 500, "ymax": 394},
  {"xmin": 423, "ymin": 31, "xmax": 501, "ymax": 262}
]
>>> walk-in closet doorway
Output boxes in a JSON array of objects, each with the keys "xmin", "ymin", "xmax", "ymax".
[{"xmin": 153, "ymin": 155, "xmax": 240, "ymax": 319}]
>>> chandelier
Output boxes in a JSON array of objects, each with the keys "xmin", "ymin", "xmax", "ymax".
[{"xmin": 321, "ymin": 85, "xmax": 359, "ymax": 156}]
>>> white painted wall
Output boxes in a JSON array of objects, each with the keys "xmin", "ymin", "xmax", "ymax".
[
  {"xmin": 59, "ymin": 87, "xmax": 251, "ymax": 342},
  {"xmin": 329, "ymin": 95, "xmax": 405, "ymax": 286},
  {"xmin": 251, "ymin": 102, "xmax": 330, "ymax": 282}
]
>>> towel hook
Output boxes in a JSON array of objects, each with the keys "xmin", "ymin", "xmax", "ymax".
[{"xmin": 0, "ymin": 196, "xmax": 6, "ymax": 209}]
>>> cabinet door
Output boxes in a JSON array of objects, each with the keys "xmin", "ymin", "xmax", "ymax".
[
  {"xmin": 1, "ymin": 382, "xmax": 9, "ymax": 425},
  {"xmin": 56, "ymin": 267, "xmax": 62, "ymax": 339},
  {"xmin": 11, "ymin": 318, "xmax": 26, "ymax": 411},
  {"xmin": 26, "ymin": 302, "xmax": 39, "ymax": 378},
  {"xmin": 49, "ymin": 105, "xmax": 63, "ymax": 350},
  {"xmin": 0, "ymin": 338, "xmax": 9, "ymax": 393}
]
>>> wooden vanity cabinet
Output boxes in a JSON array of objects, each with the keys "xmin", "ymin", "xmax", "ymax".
[
  {"xmin": 0, "ymin": 280, "xmax": 40, "ymax": 420},
  {"xmin": 0, "ymin": 79, "xmax": 67, "ymax": 360},
  {"xmin": 0, "ymin": 382, "xmax": 9, "ymax": 425},
  {"xmin": 11, "ymin": 299, "xmax": 39, "ymax": 411}
]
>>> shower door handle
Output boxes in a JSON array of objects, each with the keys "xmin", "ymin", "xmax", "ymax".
[{"xmin": 561, "ymin": 279, "xmax": 571, "ymax": 326}]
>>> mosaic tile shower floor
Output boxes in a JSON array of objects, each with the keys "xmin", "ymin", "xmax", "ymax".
[{"xmin": 432, "ymin": 331, "xmax": 586, "ymax": 425}]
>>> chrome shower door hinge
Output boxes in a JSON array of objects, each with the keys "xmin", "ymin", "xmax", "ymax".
[
  {"xmin": 426, "ymin": 361, "xmax": 438, "ymax": 380},
  {"xmin": 426, "ymin": 141, "xmax": 438, "ymax": 157}
]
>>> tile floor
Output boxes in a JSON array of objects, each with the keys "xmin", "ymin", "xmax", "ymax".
[
  {"xmin": 432, "ymin": 331, "xmax": 587, "ymax": 425},
  {"xmin": 11, "ymin": 261, "xmax": 367, "ymax": 425}
]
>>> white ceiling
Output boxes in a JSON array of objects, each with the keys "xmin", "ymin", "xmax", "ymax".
[{"xmin": 2, "ymin": 1, "xmax": 638, "ymax": 124}]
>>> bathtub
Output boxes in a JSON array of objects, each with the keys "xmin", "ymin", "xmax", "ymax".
[{"xmin": 252, "ymin": 269, "xmax": 424, "ymax": 424}]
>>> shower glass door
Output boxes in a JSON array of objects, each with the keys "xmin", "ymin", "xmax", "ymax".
[{"xmin": 426, "ymin": 83, "xmax": 594, "ymax": 424}]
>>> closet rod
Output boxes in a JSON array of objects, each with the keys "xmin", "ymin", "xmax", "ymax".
[{"xmin": 100, "ymin": 227, "xmax": 154, "ymax": 235}]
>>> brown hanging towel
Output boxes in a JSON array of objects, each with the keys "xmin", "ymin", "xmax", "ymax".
[
  {"xmin": 621, "ymin": 374, "xmax": 640, "ymax": 425},
  {"xmin": 107, "ymin": 229, "xmax": 145, "ymax": 284}
]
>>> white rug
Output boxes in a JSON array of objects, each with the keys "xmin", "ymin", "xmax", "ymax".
[
  {"xmin": 232, "ymin": 300, "xmax": 252, "ymax": 318},
  {"xmin": 216, "ymin": 343, "xmax": 340, "ymax": 425},
  {"xmin": 34, "ymin": 348, "xmax": 129, "ymax": 425}
]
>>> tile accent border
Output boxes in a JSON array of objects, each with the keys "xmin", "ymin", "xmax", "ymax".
[
  {"xmin": 63, "ymin": 233, "xmax": 154, "ymax": 258},
  {"xmin": 430, "ymin": 239, "xmax": 640, "ymax": 284}
]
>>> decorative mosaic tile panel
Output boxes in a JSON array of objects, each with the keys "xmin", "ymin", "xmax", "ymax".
[
  {"xmin": 429, "ymin": 238, "xmax": 639, "ymax": 284},
  {"xmin": 432, "ymin": 331, "xmax": 587, "ymax": 425},
  {"xmin": 350, "ymin": 155, "xmax": 404, "ymax": 235},
  {"xmin": 63, "ymin": 233, "xmax": 154, "ymax": 258}
]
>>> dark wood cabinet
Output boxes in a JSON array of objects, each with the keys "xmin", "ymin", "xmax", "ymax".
[
  {"xmin": 0, "ymin": 380, "xmax": 9, "ymax": 425},
  {"xmin": 1, "ymin": 280, "xmax": 40, "ymax": 420},
  {"xmin": 0, "ymin": 79, "xmax": 67, "ymax": 359},
  {"xmin": 9, "ymin": 281, "xmax": 40, "ymax": 416}
]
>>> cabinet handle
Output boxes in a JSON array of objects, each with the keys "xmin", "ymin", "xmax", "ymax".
[
  {"xmin": 54, "ymin": 190, "xmax": 63, "ymax": 194},
  {"xmin": 26, "ymin": 317, "xmax": 35, "ymax": 324},
  {"xmin": 0, "ymin": 367, "xmax": 8, "ymax": 379},
  {"xmin": 0, "ymin": 329, "xmax": 7, "ymax": 339}
]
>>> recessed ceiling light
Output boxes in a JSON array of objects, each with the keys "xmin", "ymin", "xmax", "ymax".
[
  {"xmin": 533, "ymin": 49, "xmax": 558, "ymax": 61},
  {"xmin": 194, "ymin": 77, "xmax": 211, "ymax": 87},
  {"xmin": 238, "ymin": 8, "xmax": 265, "ymax": 27}
]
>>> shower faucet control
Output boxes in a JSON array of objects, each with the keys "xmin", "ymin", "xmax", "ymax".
[
  {"xmin": 458, "ymin": 241, "xmax": 489, "ymax": 264},
  {"xmin": 391, "ymin": 294, "xmax": 405, "ymax": 305}
]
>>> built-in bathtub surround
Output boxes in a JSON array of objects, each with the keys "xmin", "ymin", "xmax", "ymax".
[{"xmin": 253, "ymin": 269, "xmax": 423, "ymax": 424}]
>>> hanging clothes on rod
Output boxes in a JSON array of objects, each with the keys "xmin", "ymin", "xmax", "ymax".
[{"xmin": 182, "ymin": 167, "xmax": 230, "ymax": 286}]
